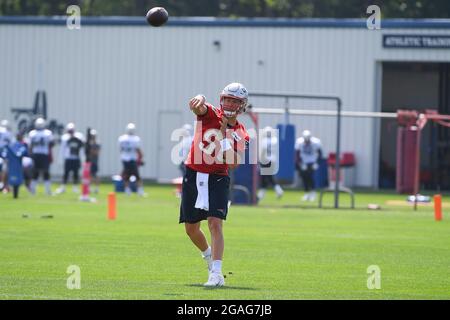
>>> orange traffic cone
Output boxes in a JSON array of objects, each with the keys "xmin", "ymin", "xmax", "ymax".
[
  {"xmin": 434, "ymin": 194, "xmax": 442, "ymax": 221},
  {"xmin": 108, "ymin": 192, "xmax": 117, "ymax": 220}
]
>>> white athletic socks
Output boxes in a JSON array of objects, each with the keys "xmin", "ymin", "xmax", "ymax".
[
  {"xmin": 30, "ymin": 180, "xmax": 37, "ymax": 194},
  {"xmin": 202, "ymin": 246, "xmax": 211, "ymax": 258},
  {"xmin": 257, "ymin": 189, "xmax": 266, "ymax": 200},
  {"xmin": 212, "ymin": 260, "xmax": 222, "ymax": 274},
  {"xmin": 275, "ymin": 184, "xmax": 283, "ymax": 197},
  {"xmin": 202, "ymin": 247, "xmax": 213, "ymax": 273},
  {"xmin": 44, "ymin": 181, "xmax": 52, "ymax": 195}
]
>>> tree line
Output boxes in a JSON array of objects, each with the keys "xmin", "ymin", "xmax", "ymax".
[{"xmin": 1, "ymin": 0, "xmax": 449, "ymax": 18}]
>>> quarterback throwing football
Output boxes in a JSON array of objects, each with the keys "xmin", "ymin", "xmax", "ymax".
[{"xmin": 180, "ymin": 83, "xmax": 250, "ymax": 287}]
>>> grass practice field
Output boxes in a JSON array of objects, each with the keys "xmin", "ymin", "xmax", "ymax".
[{"xmin": 1, "ymin": 184, "xmax": 449, "ymax": 300}]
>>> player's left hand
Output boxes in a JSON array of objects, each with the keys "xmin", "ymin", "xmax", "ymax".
[{"xmin": 312, "ymin": 163, "xmax": 319, "ymax": 170}]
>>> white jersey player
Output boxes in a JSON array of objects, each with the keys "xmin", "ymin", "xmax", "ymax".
[
  {"xmin": 60, "ymin": 129, "xmax": 85, "ymax": 161},
  {"xmin": 118, "ymin": 123, "xmax": 145, "ymax": 196},
  {"xmin": 295, "ymin": 130, "xmax": 323, "ymax": 201},
  {"xmin": 56, "ymin": 123, "xmax": 85, "ymax": 194},
  {"xmin": 0, "ymin": 120, "xmax": 14, "ymax": 150},
  {"xmin": 257, "ymin": 126, "xmax": 283, "ymax": 200},
  {"xmin": 27, "ymin": 118, "xmax": 54, "ymax": 195},
  {"xmin": 0, "ymin": 120, "xmax": 14, "ymax": 191}
]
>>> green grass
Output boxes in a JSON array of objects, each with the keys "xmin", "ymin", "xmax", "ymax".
[{"xmin": 0, "ymin": 184, "xmax": 449, "ymax": 300}]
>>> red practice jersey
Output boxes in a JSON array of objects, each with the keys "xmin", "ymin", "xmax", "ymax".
[{"xmin": 185, "ymin": 103, "xmax": 249, "ymax": 176}]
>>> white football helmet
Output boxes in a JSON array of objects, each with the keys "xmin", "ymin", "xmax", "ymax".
[
  {"xmin": 66, "ymin": 122, "xmax": 76, "ymax": 132},
  {"xmin": 302, "ymin": 130, "xmax": 312, "ymax": 142},
  {"xmin": 126, "ymin": 123, "xmax": 136, "ymax": 135},
  {"xmin": 220, "ymin": 83, "xmax": 248, "ymax": 117},
  {"xmin": 35, "ymin": 118, "xmax": 46, "ymax": 130},
  {"xmin": 0, "ymin": 119, "xmax": 11, "ymax": 131}
]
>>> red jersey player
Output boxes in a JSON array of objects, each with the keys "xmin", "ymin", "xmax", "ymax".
[{"xmin": 179, "ymin": 83, "xmax": 250, "ymax": 287}]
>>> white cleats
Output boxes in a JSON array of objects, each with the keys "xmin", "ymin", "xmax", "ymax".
[
  {"xmin": 55, "ymin": 187, "xmax": 65, "ymax": 195},
  {"xmin": 257, "ymin": 189, "xmax": 265, "ymax": 201},
  {"xmin": 204, "ymin": 272, "xmax": 225, "ymax": 287},
  {"xmin": 302, "ymin": 192, "xmax": 316, "ymax": 201},
  {"xmin": 274, "ymin": 185, "xmax": 283, "ymax": 199}
]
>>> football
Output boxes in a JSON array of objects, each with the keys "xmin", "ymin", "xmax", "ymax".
[{"xmin": 146, "ymin": 7, "xmax": 169, "ymax": 27}]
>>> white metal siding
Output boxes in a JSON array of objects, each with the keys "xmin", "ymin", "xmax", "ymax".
[{"xmin": 1, "ymin": 22, "xmax": 449, "ymax": 186}]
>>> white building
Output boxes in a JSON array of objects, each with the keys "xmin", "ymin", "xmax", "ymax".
[{"xmin": 1, "ymin": 17, "xmax": 449, "ymax": 188}]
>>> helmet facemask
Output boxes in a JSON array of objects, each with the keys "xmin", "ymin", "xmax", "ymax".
[
  {"xmin": 220, "ymin": 95, "xmax": 247, "ymax": 118},
  {"xmin": 219, "ymin": 83, "xmax": 249, "ymax": 118},
  {"xmin": 66, "ymin": 122, "xmax": 75, "ymax": 135}
]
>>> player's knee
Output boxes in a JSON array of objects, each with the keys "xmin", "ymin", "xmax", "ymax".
[
  {"xmin": 185, "ymin": 223, "xmax": 199, "ymax": 237},
  {"xmin": 207, "ymin": 219, "xmax": 222, "ymax": 235}
]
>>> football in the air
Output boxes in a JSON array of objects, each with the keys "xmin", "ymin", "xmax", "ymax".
[{"xmin": 146, "ymin": 7, "xmax": 169, "ymax": 27}]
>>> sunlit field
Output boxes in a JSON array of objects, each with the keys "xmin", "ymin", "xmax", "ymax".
[{"xmin": 1, "ymin": 184, "xmax": 449, "ymax": 299}]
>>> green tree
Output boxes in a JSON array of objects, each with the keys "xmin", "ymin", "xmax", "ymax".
[{"xmin": 1, "ymin": 0, "xmax": 449, "ymax": 18}]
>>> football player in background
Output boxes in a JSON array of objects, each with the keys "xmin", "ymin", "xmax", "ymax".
[
  {"xmin": 178, "ymin": 123, "xmax": 193, "ymax": 176},
  {"xmin": 0, "ymin": 157, "xmax": 4, "ymax": 191},
  {"xmin": 22, "ymin": 155, "xmax": 34, "ymax": 194},
  {"xmin": 0, "ymin": 120, "xmax": 14, "ymax": 192},
  {"xmin": 180, "ymin": 83, "xmax": 250, "ymax": 287},
  {"xmin": 3, "ymin": 133, "xmax": 28, "ymax": 199},
  {"xmin": 118, "ymin": 123, "xmax": 146, "ymax": 196},
  {"xmin": 257, "ymin": 126, "xmax": 283, "ymax": 201},
  {"xmin": 86, "ymin": 129, "xmax": 101, "ymax": 194},
  {"xmin": 295, "ymin": 130, "xmax": 323, "ymax": 201},
  {"xmin": 26, "ymin": 118, "xmax": 54, "ymax": 195},
  {"xmin": 56, "ymin": 123, "xmax": 85, "ymax": 194}
]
